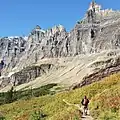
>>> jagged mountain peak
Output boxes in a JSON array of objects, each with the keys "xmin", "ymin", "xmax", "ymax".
[
  {"xmin": 1, "ymin": 1, "xmax": 120, "ymax": 91},
  {"xmin": 88, "ymin": 0, "xmax": 102, "ymax": 11}
]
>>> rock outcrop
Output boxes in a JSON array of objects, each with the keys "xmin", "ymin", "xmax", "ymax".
[{"xmin": 0, "ymin": 64, "xmax": 54, "ymax": 88}]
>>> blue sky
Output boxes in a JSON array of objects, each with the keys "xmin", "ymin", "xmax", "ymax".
[{"xmin": 0, "ymin": 0, "xmax": 120, "ymax": 37}]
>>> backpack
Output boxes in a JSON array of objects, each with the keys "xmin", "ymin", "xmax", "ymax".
[{"xmin": 83, "ymin": 98, "xmax": 89, "ymax": 105}]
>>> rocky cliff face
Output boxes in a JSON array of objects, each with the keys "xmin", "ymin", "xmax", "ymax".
[{"xmin": 1, "ymin": 1, "xmax": 120, "ymax": 90}]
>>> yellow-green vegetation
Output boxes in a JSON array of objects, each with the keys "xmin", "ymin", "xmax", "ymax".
[{"xmin": 0, "ymin": 73, "xmax": 120, "ymax": 120}]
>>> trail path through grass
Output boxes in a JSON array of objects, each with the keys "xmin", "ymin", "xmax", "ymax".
[
  {"xmin": 63, "ymin": 99, "xmax": 94, "ymax": 120},
  {"xmin": 82, "ymin": 115, "xmax": 93, "ymax": 120}
]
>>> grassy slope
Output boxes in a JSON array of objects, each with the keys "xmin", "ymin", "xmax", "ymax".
[{"xmin": 0, "ymin": 73, "xmax": 120, "ymax": 120}]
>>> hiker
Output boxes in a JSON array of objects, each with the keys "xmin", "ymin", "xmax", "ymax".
[{"xmin": 81, "ymin": 96, "xmax": 89, "ymax": 116}]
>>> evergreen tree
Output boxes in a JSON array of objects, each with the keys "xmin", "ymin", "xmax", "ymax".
[{"xmin": 5, "ymin": 87, "xmax": 14, "ymax": 103}]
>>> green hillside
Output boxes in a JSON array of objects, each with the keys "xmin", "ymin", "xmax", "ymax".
[{"xmin": 0, "ymin": 73, "xmax": 120, "ymax": 120}]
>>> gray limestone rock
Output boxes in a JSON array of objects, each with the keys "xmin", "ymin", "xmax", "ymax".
[{"xmin": 1, "ymin": 1, "xmax": 120, "ymax": 89}]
